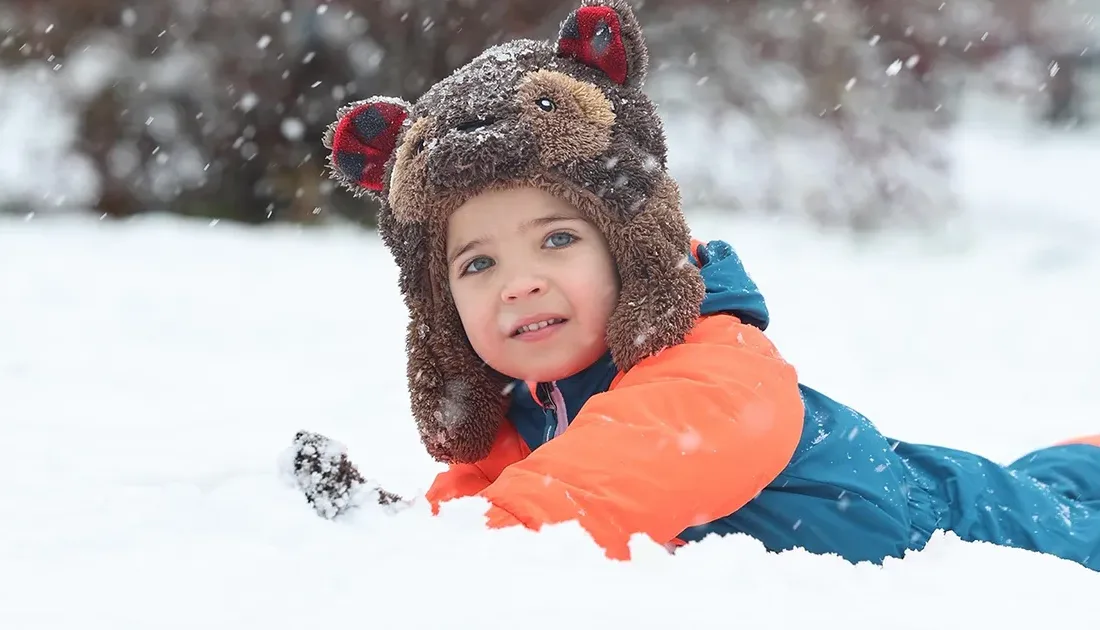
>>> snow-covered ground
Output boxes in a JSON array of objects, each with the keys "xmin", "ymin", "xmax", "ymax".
[{"xmin": 3, "ymin": 123, "xmax": 1100, "ymax": 627}]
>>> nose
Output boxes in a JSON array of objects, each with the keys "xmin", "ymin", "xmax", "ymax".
[{"xmin": 501, "ymin": 273, "xmax": 547, "ymax": 303}]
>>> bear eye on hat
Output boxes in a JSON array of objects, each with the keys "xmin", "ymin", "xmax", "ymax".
[{"xmin": 322, "ymin": 0, "xmax": 704, "ymax": 465}]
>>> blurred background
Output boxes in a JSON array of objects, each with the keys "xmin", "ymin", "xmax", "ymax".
[{"xmin": 0, "ymin": 0, "xmax": 1096, "ymax": 233}]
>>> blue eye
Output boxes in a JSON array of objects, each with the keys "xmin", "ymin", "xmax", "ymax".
[
  {"xmin": 463, "ymin": 256, "xmax": 494, "ymax": 275},
  {"xmin": 545, "ymin": 232, "xmax": 575, "ymax": 248}
]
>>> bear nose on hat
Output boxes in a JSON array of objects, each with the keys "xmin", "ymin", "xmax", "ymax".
[{"xmin": 454, "ymin": 117, "xmax": 497, "ymax": 133}]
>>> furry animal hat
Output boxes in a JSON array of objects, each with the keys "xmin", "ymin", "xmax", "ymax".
[{"xmin": 323, "ymin": 0, "xmax": 704, "ymax": 464}]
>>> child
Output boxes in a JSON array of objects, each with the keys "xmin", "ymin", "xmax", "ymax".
[{"xmin": 309, "ymin": 0, "xmax": 1100, "ymax": 569}]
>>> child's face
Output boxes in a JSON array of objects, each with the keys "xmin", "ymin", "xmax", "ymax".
[{"xmin": 446, "ymin": 186, "xmax": 619, "ymax": 383}]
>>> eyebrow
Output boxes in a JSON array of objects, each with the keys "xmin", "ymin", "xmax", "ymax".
[
  {"xmin": 446, "ymin": 214, "xmax": 580, "ymax": 266},
  {"xmin": 447, "ymin": 238, "xmax": 484, "ymax": 267}
]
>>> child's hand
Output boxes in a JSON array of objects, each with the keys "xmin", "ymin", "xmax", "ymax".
[{"xmin": 283, "ymin": 430, "xmax": 407, "ymax": 519}]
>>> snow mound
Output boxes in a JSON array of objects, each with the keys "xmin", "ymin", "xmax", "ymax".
[{"xmin": 2, "ymin": 187, "xmax": 1099, "ymax": 625}]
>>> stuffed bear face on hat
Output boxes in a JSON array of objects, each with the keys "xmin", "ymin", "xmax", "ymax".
[{"xmin": 323, "ymin": 0, "xmax": 704, "ymax": 465}]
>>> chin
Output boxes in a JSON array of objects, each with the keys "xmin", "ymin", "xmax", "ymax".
[
  {"xmin": 507, "ymin": 354, "xmax": 601, "ymax": 384},
  {"xmin": 503, "ymin": 366, "xmax": 565, "ymax": 384},
  {"xmin": 526, "ymin": 366, "xmax": 581, "ymax": 383}
]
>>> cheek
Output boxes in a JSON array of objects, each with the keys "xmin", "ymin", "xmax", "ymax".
[
  {"xmin": 451, "ymin": 282, "xmax": 495, "ymax": 346},
  {"xmin": 563, "ymin": 250, "xmax": 619, "ymax": 317}
]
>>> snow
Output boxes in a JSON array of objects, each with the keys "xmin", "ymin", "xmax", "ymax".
[{"xmin": 3, "ymin": 125, "xmax": 1100, "ymax": 625}]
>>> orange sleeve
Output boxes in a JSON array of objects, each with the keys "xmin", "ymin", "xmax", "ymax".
[
  {"xmin": 476, "ymin": 314, "xmax": 805, "ymax": 559},
  {"xmin": 425, "ymin": 418, "xmax": 530, "ymax": 512},
  {"xmin": 425, "ymin": 463, "xmax": 492, "ymax": 509}
]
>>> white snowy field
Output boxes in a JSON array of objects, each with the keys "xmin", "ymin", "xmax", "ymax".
[{"xmin": 3, "ymin": 126, "xmax": 1100, "ymax": 627}]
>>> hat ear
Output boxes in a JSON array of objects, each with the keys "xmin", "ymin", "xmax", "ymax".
[
  {"xmin": 556, "ymin": 0, "xmax": 648, "ymax": 87},
  {"xmin": 323, "ymin": 97, "xmax": 413, "ymax": 198}
]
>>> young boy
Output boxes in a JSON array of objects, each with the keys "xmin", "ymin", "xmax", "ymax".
[{"xmin": 300, "ymin": 0, "xmax": 1100, "ymax": 569}]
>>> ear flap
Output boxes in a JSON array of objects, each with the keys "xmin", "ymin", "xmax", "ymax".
[
  {"xmin": 323, "ymin": 96, "xmax": 412, "ymax": 198},
  {"xmin": 556, "ymin": 0, "xmax": 648, "ymax": 87}
]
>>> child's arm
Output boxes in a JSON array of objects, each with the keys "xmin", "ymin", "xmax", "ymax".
[
  {"xmin": 425, "ymin": 418, "xmax": 531, "ymax": 508},
  {"xmin": 425, "ymin": 464, "xmax": 493, "ymax": 506},
  {"xmin": 474, "ymin": 313, "xmax": 805, "ymax": 559}
]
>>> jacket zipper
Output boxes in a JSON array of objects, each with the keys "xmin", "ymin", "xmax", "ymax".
[{"xmin": 535, "ymin": 381, "xmax": 569, "ymax": 444}]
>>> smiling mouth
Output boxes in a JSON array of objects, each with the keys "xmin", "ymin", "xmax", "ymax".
[{"xmin": 512, "ymin": 318, "xmax": 567, "ymax": 337}]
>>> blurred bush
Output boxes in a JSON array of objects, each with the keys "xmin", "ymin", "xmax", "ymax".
[{"xmin": 0, "ymin": 0, "xmax": 1095, "ymax": 231}]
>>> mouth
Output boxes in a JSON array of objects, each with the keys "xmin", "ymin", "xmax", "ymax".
[{"xmin": 511, "ymin": 317, "xmax": 568, "ymax": 337}]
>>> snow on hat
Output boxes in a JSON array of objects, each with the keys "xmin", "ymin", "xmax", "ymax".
[{"xmin": 323, "ymin": 0, "xmax": 704, "ymax": 464}]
